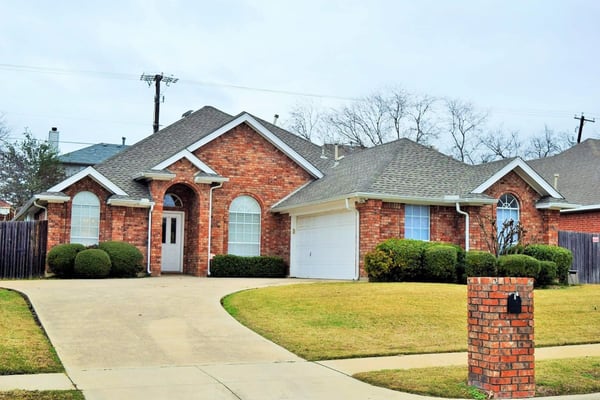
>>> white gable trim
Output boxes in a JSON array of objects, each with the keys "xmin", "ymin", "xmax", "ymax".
[
  {"xmin": 48, "ymin": 166, "xmax": 127, "ymax": 196},
  {"xmin": 187, "ymin": 113, "xmax": 324, "ymax": 179},
  {"xmin": 151, "ymin": 149, "xmax": 217, "ymax": 174},
  {"xmin": 471, "ymin": 158, "xmax": 563, "ymax": 198}
]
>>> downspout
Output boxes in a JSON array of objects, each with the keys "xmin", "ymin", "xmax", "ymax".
[
  {"xmin": 455, "ymin": 203, "xmax": 470, "ymax": 251},
  {"xmin": 33, "ymin": 199, "xmax": 48, "ymax": 220},
  {"xmin": 147, "ymin": 203, "xmax": 154, "ymax": 274},
  {"xmin": 346, "ymin": 198, "xmax": 360, "ymax": 280},
  {"xmin": 207, "ymin": 182, "xmax": 224, "ymax": 276}
]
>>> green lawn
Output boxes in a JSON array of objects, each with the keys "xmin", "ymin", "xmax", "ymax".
[
  {"xmin": 0, "ymin": 289, "xmax": 83, "ymax": 400},
  {"xmin": 354, "ymin": 356, "xmax": 600, "ymax": 398},
  {"xmin": 222, "ymin": 282, "xmax": 600, "ymax": 360}
]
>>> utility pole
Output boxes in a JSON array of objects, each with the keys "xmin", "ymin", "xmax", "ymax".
[
  {"xmin": 140, "ymin": 73, "xmax": 178, "ymax": 133},
  {"xmin": 574, "ymin": 113, "xmax": 595, "ymax": 143}
]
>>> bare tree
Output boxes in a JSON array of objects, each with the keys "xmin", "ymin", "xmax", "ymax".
[
  {"xmin": 0, "ymin": 116, "xmax": 9, "ymax": 143},
  {"xmin": 479, "ymin": 127, "xmax": 523, "ymax": 162},
  {"xmin": 286, "ymin": 101, "xmax": 326, "ymax": 142},
  {"xmin": 385, "ymin": 87, "xmax": 409, "ymax": 140},
  {"xmin": 405, "ymin": 94, "xmax": 439, "ymax": 144},
  {"xmin": 445, "ymin": 98, "xmax": 488, "ymax": 164},
  {"xmin": 525, "ymin": 125, "xmax": 574, "ymax": 159}
]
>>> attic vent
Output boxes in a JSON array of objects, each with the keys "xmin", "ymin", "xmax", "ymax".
[{"xmin": 181, "ymin": 110, "xmax": 193, "ymax": 118}]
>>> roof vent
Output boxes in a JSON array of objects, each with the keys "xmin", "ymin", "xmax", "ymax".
[
  {"xmin": 181, "ymin": 110, "xmax": 193, "ymax": 118},
  {"xmin": 273, "ymin": 114, "xmax": 279, "ymax": 125}
]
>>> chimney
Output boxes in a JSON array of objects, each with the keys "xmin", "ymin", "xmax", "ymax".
[
  {"xmin": 122, "ymin": 137, "xmax": 126, "ymax": 146},
  {"xmin": 553, "ymin": 174, "xmax": 559, "ymax": 190},
  {"xmin": 48, "ymin": 127, "xmax": 59, "ymax": 153},
  {"xmin": 273, "ymin": 114, "xmax": 279, "ymax": 125},
  {"xmin": 334, "ymin": 144, "xmax": 345, "ymax": 161}
]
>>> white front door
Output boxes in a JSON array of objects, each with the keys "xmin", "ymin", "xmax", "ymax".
[{"xmin": 161, "ymin": 211, "xmax": 184, "ymax": 272}]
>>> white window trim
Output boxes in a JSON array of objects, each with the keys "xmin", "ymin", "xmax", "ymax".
[
  {"xmin": 228, "ymin": 196, "xmax": 261, "ymax": 256},
  {"xmin": 405, "ymin": 204, "xmax": 430, "ymax": 241}
]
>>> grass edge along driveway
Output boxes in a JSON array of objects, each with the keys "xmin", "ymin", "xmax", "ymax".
[
  {"xmin": 222, "ymin": 282, "xmax": 600, "ymax": 361},
  {"xmin": 0, "ymin": 288, "xmax": 84, "ymax": 400}
]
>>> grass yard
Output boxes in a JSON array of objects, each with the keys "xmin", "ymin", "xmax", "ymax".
[
  {"xmin": 0, "ymin": 391, "xmax": 84, "ymax": 400},
  {"xmin": 222, "ymin": 282, "xmax": 600, "ymax": 361},
  {"xmin": 0, "ymin": 289, "xmax": 62, "ymax": 375},
  {"xmin": 354, "ymin": 356, "xmax": 600, "ymax": 398}
]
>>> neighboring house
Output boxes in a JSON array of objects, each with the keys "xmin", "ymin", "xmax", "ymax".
[
  {"xmin": 0, "ymin": 200, "xmax": 13, "ymax": 221},
  {"xmin": 16, "ymin": 106, "xmax": 575, "ymax": 280},
  {"xmin": 529, "ymin": 139, "xmax": 600, "ymax": 233},
  {"xmin": 59, "ymin": 140, "xmax": 129, "ymax": 176}
]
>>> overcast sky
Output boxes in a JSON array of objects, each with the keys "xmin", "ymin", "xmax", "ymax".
[{"xmin": 1, "ymin": 0, "xmax": 599, "ymax": 154}]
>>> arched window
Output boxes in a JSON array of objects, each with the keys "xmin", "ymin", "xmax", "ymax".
[
  {"xmin": 164, "ymin": 193, "xmax": 183, "ymax": 207},
  {"xmin": 228, "ymin": 195, "xmax": 261, "ymax": 256},
  {"xmin": 497, "ymin": 193, "xmax": 519, "ymax": 227},
  {"xmin": 70, "ymin": 191, "xmax": 100, "ymax": 246}
]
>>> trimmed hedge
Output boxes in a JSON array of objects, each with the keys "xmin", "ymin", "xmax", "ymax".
[
  {"xmin": 74, "ymin": 249, "xmax": 112, "ymax": 278},
  {"xmin": 423, "ymin": 245, "xmax": 457, "ymax": 283},
  {"xmin": 537, "ymin": 260, "xmax": 558, "ymax": 287},
  {"xmin": 99, "ymin": 241, "xmax": 144, "ymax": 277},
  {"xmin": 210, "ymin": 255, "xmax": 286, "ymax": 277},
  {"xmin": 47, "ymin": 243, "xmax": 86, "ymax": 278},
  {"xmin": 497, "ymin": 254, "xmax": 541, "ymax": 278},
  {"xmin": 364, "ymin": 249, "xmax": 393, "ymax": 282},
  {"xmin": 465, "ymin": 251, "xmax": 497, "ymax": 279},
  {"xmin": 523, "ymin": 244, "xmax": 573, "ymax": 284}
]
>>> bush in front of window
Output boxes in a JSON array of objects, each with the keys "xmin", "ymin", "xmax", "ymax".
[
  {"xmin": 99, "ymin": 241, "xmax": 144, "ymax": 278},
  {"xmin": 375, "ymin": 238, "xmax": 426, "ymax": 281},
  {"xmin": 464, "ymin": 251, "xmax": 498, "ymax": 279},
  {"xmin": 497, "ymin": 254, "xmax": 541, "ymax": 279},
  {"xmin": 523, "ymin": 244, "xmax": 573, "ymax": 285},
  {"xmin": 74, "ymin": 249, "xmax": 112, "ymax": 279},
  {"xmin": 423, "ymin": 245, "xmax": 458, "ymax": 283},
  {"xmin": 47, "ymin": 243, "xmax": 86, "ymax": 278},
  {"xmin": 210, "ymin": 255, "xmax": 286, "ymax": 277}
]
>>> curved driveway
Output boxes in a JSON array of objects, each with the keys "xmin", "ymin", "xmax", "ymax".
[{"xmin": 2, "ymin": 276, "xmax": 437, "ymax": 400}]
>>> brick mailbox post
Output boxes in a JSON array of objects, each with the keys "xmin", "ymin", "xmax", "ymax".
[{"xmin": 467, "ymin": 277, "xmax": 535, "ymax": 399}]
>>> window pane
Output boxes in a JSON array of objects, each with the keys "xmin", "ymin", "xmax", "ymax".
[
  {"xmin": 405, "ymin": 205, "xmax": 430, "ymax": 241},
  {"xmin": 228, "ymin": 196, "xmax": 260, "ymax": 256},
  {"xmin": 70, "ymin": 191, "xmax": 100, "ymax": 246}
]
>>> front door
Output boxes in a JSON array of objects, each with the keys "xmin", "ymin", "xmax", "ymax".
[{"xmin": 161, "ymin": 211, "xmax": 184, "ymax": 272}]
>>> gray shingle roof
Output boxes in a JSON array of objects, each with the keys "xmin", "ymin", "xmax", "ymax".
[
  {"xmin": 60, "ymin": 143, "xmax": 129, "ymax": 165},
  {"xmin": 529, "ymin": 139, "xmax": 600, "ymax": 205}
]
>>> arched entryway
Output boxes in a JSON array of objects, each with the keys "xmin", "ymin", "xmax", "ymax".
[{"xmin": 160, "ymin": 184, "xmax": 199, "ymax": 274}]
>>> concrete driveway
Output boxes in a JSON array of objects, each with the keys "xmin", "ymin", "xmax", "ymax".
[{"xmin": 2, "ymin": 276, "xmax": 437, "ymax": 400}]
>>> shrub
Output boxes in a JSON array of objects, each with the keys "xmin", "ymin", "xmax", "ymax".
[
  {"xmin": 497, "ymin": 254, "xmax": 541, "ymax": 278},
  {"xmin": 423, "ymin": 245, "xmax": 457, "ymax": 282},
  {"xmin": 364, "ymin": 249, "xmax": 393, "ymax": 281},
  {"xmin": 465, "ymin": 251, "xmax": 497, "ymax": 278},
  {"xmin": 523, "ymin": 244, "xmax": 573, "ymax": 284},
  {"xmin": 98, "ymin": 241, "xmax": 144, "ymax": 277},
  {"xmin": 376, "ymin": 239, "xmax": 428, "ymax": 281},
  {"xmin": 536, "ymin": 260, "xmax": 558, "ymax": 287},
  {"xmin": 74, "ymin": 249, "xmax": 111, "ymax": 278},
  {"xmin": 46, "ymin": 243, "xmax": 86, "ymax": 278},
  {"xmin": 210, "ymin": 255, "xmax": 286, "ymax": 277}
]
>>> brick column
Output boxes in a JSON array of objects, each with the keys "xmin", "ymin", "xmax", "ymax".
[{"xmin": 467, "ymin": 277, "xmax": 535, "ymax": 399}]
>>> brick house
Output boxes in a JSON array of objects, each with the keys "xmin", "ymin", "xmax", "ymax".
[
  {"xmin": 529, "ymin": 139, "xmax": 600, "ymax": 233},
  {"xmin": 16, "ymin": 106, "xmax": 574, "ymax": 279}
]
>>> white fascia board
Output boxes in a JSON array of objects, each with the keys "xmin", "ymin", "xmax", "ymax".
[
  {"xmin": 34, "ymin": 194, "xmax": 71, "ymax": 203},
  {"xmin": 194, "ymin": 176, "xmax": 229, "ymax": 184},
  {"xmin": 48, "ymin": 166, "xmax": 127, "ymax": 196},
  {"xmin": 134, "ymin": 171, "xmax": 176, "ymax": 181},
  {"xmin": 560, "ymin": 204, "xmax": 600, "ymax": 213},
  {"xmin": 107, "ymin": 198, "xmax": 155, "ymax": 208},
  {"xmin": 187, "ymin": 113, "xmax": 324, "ymax": 179},
  {"xmin": 152, "ymin": 150, "xmax": 217, "ymax": 174},
  {"xmin": 471, "ymin": 158, "xmax": 563, "ymax": 198}
]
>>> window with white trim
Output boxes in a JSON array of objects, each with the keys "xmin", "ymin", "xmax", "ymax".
[
  {"xmin": 70, "ymin": 191, "xmax": 100, "ymax": 246},
  {"xmin": 228, "ymin": 195, "xmax": 261, "ymax": 256},
  {"xmin": 405, "ymin": 205, "xmax": 430, "ymax": 241},
  {"xmin": 497, "ymin": 193, "xmax": 519, "ymax": 234}
]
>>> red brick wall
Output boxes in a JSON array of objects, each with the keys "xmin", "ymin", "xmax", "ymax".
[
  {"xmin": 468, "ymin": 277, "xmax": 535, "ymax": 399},
  {"xmin": 196, "ymin": 123, "xmax": 314, "ymax": 265},
  {"xmin": 560, "ymin": 211, "xmax": 600, "ymax": 233}
]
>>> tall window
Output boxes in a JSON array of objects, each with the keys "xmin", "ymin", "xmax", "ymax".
[
  {"xmin": 70, "ymin": 191, "xmax": 100, "ymax": 246},
  {"xmin": 228, "ymin": 195, "xmax": 261, "ymax": 256},
  {"xmin": 405, "ymin": 204, "xmax": 430, "ymax": 241},
  {"xmin": 497, "ymin": 193, "xmax": 520, "ymax": 233}
]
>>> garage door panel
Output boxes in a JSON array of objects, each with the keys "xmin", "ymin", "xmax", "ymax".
[{"xmin": 291, "ymin": 211, "xmax": 357, "ymax": 280}]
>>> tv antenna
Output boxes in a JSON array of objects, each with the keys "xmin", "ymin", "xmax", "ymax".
[{"xmin": 140, "ymin": 73, "xmax": 178, "ymax": 133}]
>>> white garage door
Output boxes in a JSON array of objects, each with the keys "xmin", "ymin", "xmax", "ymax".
[{"xmin": 290, "ymin": 210, "xmax": 358, "ymax": 280}]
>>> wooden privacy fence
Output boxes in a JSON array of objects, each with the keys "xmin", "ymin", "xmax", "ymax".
[
  {"xmin": 0, "ymin": 220, "xmax": 48, "ymax": 279},
  {"xmin": 558, "ymin": 230, "xmax": 600, "ymax": 284}
]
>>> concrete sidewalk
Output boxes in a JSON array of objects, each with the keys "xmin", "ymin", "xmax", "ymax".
[{"xmin": 1, "ymin": 277, "xmax": 598, "ymax": 400}]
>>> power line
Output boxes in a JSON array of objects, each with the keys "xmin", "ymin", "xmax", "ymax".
[
  {"xmin": 574, "ymin": 113, "xmax": 595, "ymax": 143},
  {"xmin": 140, "ymin": 73, "xmax": 178, "ymax": 133}
]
